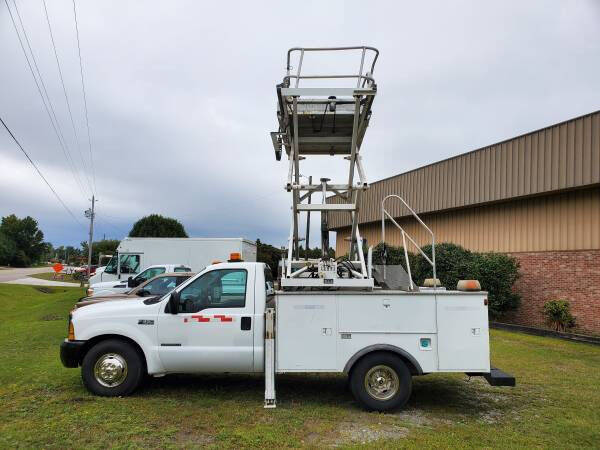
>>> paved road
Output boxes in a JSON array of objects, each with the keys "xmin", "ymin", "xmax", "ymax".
[
  {"xmin": 0, "ymin": 267, "xmax": 80, "ymax": 287},
  {"xmin": 0, "ymin": 267, "xmax": 53, "ymax": 283}
]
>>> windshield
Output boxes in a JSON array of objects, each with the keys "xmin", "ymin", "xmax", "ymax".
[{"xmin": 104, "ymin": 256, "xmax": 118, "ymax": 274}]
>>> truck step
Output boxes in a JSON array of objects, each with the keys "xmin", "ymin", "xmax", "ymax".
[{"xmin": 483, "ymin": 367, "xmax": 516, "ymax": 387}]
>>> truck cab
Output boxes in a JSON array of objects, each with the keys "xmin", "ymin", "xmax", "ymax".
[
  {"xmin": 87, "ymin": 264, "xmax": 191, "ymax": 297},
  {"xmin": 62, "ymin": 262, "xmax": 271, "ymax": 386}
]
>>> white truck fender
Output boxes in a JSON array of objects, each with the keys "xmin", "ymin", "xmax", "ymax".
[
  {"xmin": 342, "ymin": 344, "xmax": 423, "ymax": 375},
  {"xmin": 76, "ymin": 323, "xmax": 165, "ymax": 374}
]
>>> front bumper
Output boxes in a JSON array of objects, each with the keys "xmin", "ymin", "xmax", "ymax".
[{"xmin": 60, "ymin": 340, "xmax": 86, "ymax": 368}]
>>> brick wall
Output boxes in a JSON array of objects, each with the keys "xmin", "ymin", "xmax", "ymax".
[{"xmin": 505, "ymin": 250, "xmax": 600, "ymax": 335}]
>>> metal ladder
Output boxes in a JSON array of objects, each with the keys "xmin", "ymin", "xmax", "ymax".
[{"xmin": 381, "ymin": 195, "xmax": 437, "ymax": 290}]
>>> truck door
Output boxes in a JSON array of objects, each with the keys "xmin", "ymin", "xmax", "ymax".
[{"xmin": 157, "ymin": 267, "xmax": 255, "ymax": 373}]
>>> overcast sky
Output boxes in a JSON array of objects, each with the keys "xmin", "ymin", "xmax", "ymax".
[{"xmin": 1, "ymin": 0, "xmax": 599, "ymax": 249}]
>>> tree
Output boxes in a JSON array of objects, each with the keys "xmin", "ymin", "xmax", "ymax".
[
  {"xmin": 129, "ymin": 214, "xmax": 188, "ymax": 238},
  {"xmin": 0, "ymin": 215, "xmax": 47, "ymax": 267},
  {"xmin": 80, "ymin": 239, "xmax": 120, "ymax": 265},
  {"xmin": 0, "ymin": 232, "xmax": 16, "ymax": 265},
  {"xmin": 256, "ymin": 239, "xmax": 282, "ymax": 277}
]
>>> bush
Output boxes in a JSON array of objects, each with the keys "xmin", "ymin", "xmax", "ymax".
[
  {"xmin": 412, "ymin": 243, "xmax": 474, "ymax": 289},
  {"xmin": 469, "ymin": 252, "xmax": 521, "ymax": 318},
  {"xmin": 543, "ymin": 300, "xmax": 576, "ymax": 331},
  {"xmin": 372, "ymin": 242, "xmax": 521, "ymax": 318},
  {"xmin": 370, "ymin": 242, "xmax": 416, "ymax": 273}
]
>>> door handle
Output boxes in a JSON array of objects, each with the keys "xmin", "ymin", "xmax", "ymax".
[{"xmin": 241, "ymin": 316, "xmax": 251, "ymax": 331}]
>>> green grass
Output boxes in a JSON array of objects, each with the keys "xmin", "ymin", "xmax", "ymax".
[
  {"xmin": 28, "ymin": 272, "xmax": 79, "ymax": 283},
  {"xmin": 0, "ymin": 284, "xmax": 598, "ymax": 448}
]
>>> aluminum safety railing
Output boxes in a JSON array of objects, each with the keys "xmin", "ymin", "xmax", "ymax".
[
  {"xmin": 381, "ymin": 195, "xmax": 436, "ymax": 291},
  {"xmin": 285, "ymin": 46, "xmax": 379, "ymax": 88}
]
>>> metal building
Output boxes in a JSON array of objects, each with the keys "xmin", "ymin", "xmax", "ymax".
[{"xmin": 329, "ymin": 110, "xmax": 600, "ymax": 333}]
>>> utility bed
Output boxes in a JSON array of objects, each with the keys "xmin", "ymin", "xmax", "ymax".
[{"xmin": 274, "ymin": 289, "xmax": 491, "ymax": 374}]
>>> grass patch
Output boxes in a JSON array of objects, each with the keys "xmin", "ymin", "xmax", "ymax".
[
  {"xmin": 28, "ymin": 272, "xmax": 78, "ymax": 283},
  {"xmin": 0, "ymin": 284, "xmax": 598, "ymax": 448}
]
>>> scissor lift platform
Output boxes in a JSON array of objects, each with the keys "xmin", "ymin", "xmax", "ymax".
[{"xmin": 271, "ymin": 47, "xmax": 379, "ymax": 290}]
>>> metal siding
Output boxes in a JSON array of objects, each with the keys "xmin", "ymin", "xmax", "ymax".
[
  {"xmin": 335, "ymin": 187, "xmax": 600, "ymax": 255},
  {"xmin": 329, "ymin": 111, "xmax": 600, "ymax": 230}
]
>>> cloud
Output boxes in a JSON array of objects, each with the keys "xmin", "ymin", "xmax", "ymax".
[{"xmin": 1, "ymin": 0, "xmax": 599, "ymax": 247}]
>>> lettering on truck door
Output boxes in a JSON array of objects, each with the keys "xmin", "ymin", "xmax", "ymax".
[{"xmin": 156, "ymin": 267, "xmax": 254, "ymax": 372}]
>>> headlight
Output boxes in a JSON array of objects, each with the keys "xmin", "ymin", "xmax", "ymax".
[{"xmin": 67, "ymin": 315, "xmax": 75, "ymax": 341}]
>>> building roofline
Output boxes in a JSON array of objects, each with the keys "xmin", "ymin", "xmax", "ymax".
[{"xmin": 362, "ymin": 109, "xmax": 600, "ymax": 189}]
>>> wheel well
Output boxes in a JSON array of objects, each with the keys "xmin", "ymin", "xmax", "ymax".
[
  {"xmin": 345, "ymin": 348, "xmax": 422, "ymax": 376},
  {"xmin": 79, "ymin": 334, "xmax": 147, "ymax": 372}
]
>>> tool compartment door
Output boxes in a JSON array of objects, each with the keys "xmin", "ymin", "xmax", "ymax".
[
  {"xmin": 276, "ymin": 295, "xmax": 337, "ymax": 371},
  {"xmin": 436, "ymin": 294, "xmax": 490, "ymax": 371}
]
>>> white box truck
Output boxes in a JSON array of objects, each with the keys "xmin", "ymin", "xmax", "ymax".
[{"xmin": 89, "ymin": 238, "xmax": 257, "ymax": 284}]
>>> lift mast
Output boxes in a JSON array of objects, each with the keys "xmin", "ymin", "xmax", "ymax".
[{"xmin": 271, "ymin": 46, "xmax": 379, "ymax": 290}]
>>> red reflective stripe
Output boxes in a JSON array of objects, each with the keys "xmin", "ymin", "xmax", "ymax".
[
  {"xmin": 191, "ymin": 315, "xmax": 210, "ymax": 322},
  {"xmin": 214, "ymin": 315, "xmax": 233, "ymax": 322}
]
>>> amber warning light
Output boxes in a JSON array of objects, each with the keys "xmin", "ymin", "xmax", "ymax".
[{"xmin": 228, "ymin": 252, "xmax": 243, "ymax": 262}]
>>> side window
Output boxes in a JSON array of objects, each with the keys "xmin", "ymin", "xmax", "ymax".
[
  {"xmin": 143, "ymin": 276, "xmax": 177, "ymax": 295},
  {"xmin": 174, "ymin": 267, "xmax": 191, "ymax": 272},
  {"xmin": 177, "ymin": 269, "xmax": 247, "ymax": 313},
  {"xmin": 137, "ymin": 267, "xmax": 165, "ymax": 282},
  {"xmin": 264, "ymin": 266, "xmax": 275, "ymax": 295},
  {"xmin": 175, "ymin": 276, "xmax": 190, "ymax": 286},
  {"xmin": 120, "ymin": 254, "xmax": 141, "ymax": 274}
]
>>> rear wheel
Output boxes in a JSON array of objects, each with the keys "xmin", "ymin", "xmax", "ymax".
[
  {"xmin": 81, "ymin": 339, "xmax": 144, "ymax": 396},
  {"xmin": 350, "ymin": 352, "xmax": 412, "ymax": 411}
]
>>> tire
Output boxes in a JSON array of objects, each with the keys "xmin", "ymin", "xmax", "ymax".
[
  {"xmin": 81, "ymin": 339, "xmax": 144, "ymax": 397},
  {"xmin": 349, "ymin": 352, "xmax": 412, "ymax": 411}
]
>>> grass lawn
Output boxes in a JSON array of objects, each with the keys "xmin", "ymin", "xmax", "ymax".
[
  {"xmin": 28, "ymin": 272, "xmax": 79, "ymax": 283},
  {"xmin": 0, "ymin": 284, "xmax": 598, "ymax": 448}
]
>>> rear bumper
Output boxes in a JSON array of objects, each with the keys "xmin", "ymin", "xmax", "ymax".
[
  {"xmin": 466, "ymin": 367, "xmax": 516, "ymax": 387},
  {"xmin": 60, "ymin": 340, "xmax": 86, "ymax": 368}
]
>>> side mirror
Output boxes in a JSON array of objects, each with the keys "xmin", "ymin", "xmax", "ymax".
[
  {"xmin": 127, "ymin": 276, "xmax": 134, "ymax": 288},
  {"xmin": 168, "ymin": 291, "xmax": 180, "ymax": 314}
]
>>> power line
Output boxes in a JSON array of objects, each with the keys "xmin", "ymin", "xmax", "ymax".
[
  {"xmin": 72, "ymin": 0, "xmax": 97, "ymax": 194},
  {"xmin": 5, "ymin": 0, "xmax": 88, "ymax": 199},
  {"xmin": 41, "ymin": 0, "xmax": 94, "ymax": 195},
  {"xmin": 0, "ymin": 115, "xmax": 85, "ymax": 229}
]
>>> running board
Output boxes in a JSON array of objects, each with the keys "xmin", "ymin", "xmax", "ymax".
[{"xmin": 466, "ymin": 367, "xmax": 516, "ymax": 387}]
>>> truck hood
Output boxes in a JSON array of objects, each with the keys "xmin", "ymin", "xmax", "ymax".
[
  {"xmin": 72, "ymin": 296, "xmax": 164, "ymax": 319},
  {"xmin": 90, "ymin": 280, "xmax": 128, "ymax": 289}
]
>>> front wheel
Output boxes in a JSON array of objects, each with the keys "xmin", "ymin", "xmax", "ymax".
[
  {"xmin": 349, "ymin": 352, "xmax": 412, "ymax": 411},
  {"xmin": 81, "ymin": 339, "xmax": 144, "ymax": 396}
]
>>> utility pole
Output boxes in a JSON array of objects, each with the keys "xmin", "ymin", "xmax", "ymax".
[{"xmin": 85, "ymin": 195, "xmax": 96, "ymax": 282}]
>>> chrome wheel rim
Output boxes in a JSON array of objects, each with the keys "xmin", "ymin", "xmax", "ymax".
[
  {"xmin": 364, "ymin": 364, "xmax": 399, "ymax": 401},
  {"xmin": 93, "ymin": 353, "xmax": 128, "ymax": 387}
]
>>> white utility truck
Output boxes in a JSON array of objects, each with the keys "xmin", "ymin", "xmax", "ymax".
[
  {"xmin": 89, "ymin": 237, "xmax": 257, "ymax": 284},
  {"xmin": 60, "ymin": 47, "xmax": 514, "ymax": 411},
  {"xmin": 87, "ymin": 263, "xmax": 192, "ymax": 297}
]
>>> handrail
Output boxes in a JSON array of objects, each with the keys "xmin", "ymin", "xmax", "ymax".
[
  {"xmin": 286, "ymin": 46, "xmax": 379, "ymax": 88},
  {"xmin": 381, "ymin": 195, "xmax": 436, "ymax": 291}
]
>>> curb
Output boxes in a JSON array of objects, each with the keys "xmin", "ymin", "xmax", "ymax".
[{"xmin": 491, "ymin": 322, "xmax": 600, "ymax": 345}]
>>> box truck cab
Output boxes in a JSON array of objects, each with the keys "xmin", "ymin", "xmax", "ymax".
[{"xmin": 89, "ymin": 237, "xmax": 257, "ymax": 284}]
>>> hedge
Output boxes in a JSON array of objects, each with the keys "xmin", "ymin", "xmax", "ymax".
[{"xmin": 370, "ymin": 242, "xmax": 521, "ymax": 318}]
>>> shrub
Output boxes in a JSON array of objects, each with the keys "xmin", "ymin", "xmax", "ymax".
[
  {"xmin": 469, "ymin": 252, "xmax": 521, "ymax": 318},
  {"xmin": 412, "ymin": 243, "xmax": 474, "ymax": 289},
  {"xmin": 543, "ymin": 300, "xmax": 576, "ymax": 331},
  {"xmin": 370, "ymin": 242, "xmax": 416, "ymax": 273},
  {"xmin": 372, "ymin": 241, "xmax": 521, "ymax": 318}
]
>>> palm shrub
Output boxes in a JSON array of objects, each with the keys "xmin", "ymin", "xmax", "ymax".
[{"xmin": 543, "ymin": 299, "xmax": 576, "ymax": 331}]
